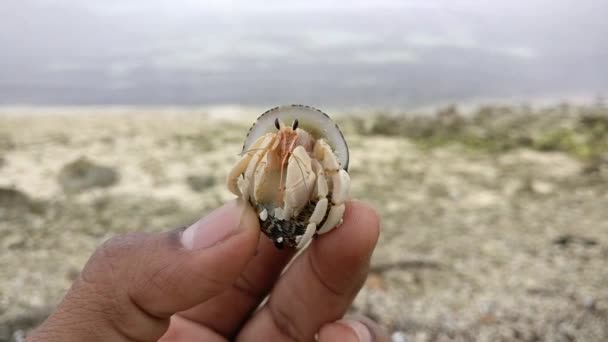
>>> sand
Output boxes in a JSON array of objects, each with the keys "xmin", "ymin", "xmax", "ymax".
[{"xmin": 1, "ymin": 107, "xmax": 607, "ymax": 341}]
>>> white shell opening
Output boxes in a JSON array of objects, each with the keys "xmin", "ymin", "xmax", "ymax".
[{"xmin": 242, "ymin": 105, "xmax": 349, "ymax": 170}]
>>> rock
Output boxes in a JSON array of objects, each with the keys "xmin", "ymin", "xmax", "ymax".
[
  {"xmin": 0, "ymin": 187, "xmax": 44, "ymax": 215},
  {"xmin": 0, "ymin": 133, "xmax": 14, "ymax": 151},
  {"xmin": 57, "ymin": 157, "xmax": 119, "ymax": 193},
  {"xmin": 0, "ymin": 187, "xmax": 31, "ymax": 210},
  {"xmin": 553, "ymin": 234, "xmax": 598, "ymax": 247},
  {"xmin": 1, "ymin": 234, "xmax": 25, "ymax": 249},
  {"xmin": 11, "ymin": 329, "xmax": 26, "ymax": 342},
  {"xmin": 391, "ymin": 331, "xmax": 409, "ymax": 342},
  {"xmin": 0, "ymin": 310, "xmax": 49, "ymax": 342},
  {"xmin": 186, "ymin": 175, "xmax": 216, "ymax": 192}
]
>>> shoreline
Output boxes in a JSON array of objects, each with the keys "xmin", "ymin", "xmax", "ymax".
[{"xmin": 0, "ymin": 92, "xmax": 604, "ymax": 119}]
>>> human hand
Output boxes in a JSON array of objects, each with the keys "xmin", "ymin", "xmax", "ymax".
[{"xmin": 29, "ymin": 200, "xmax": 386, "ymax": 341}]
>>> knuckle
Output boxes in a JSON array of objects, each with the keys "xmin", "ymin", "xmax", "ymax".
[
  {"xmin": 107, "ymin": 295, "xmax": 168, "ymax": 341},
  {"xmin": 191, "ymin": 266, "xmax": 229, "ymax": 294},
  {"xmin": 309, "ymin": 252, "xmax": 348, "ymax": 297},
  {"xmin": 138, "ymin": 257, "xmax": 184, "ymax": 300},
  {"xmin": 232, "ymin": 273, "xmax": 265, "ymax": 300},
  {"xmin": 98, "ymin": 233, "xmax": 149, "ymax": 259},
  {"xmin": 72, "ymin": 232, "xmax": 167, "ymax": 339},
  {"xmin": 269, "ymin": 300, "xmax": 306, "ymax": 342},
  {"xmin": 81, "ymin": 233, "xmax": 148, "ymax": 290}
]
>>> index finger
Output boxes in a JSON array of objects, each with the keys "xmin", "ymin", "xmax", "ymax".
[
  {"xmin": 175, "ymin": 233, "xmax": 294, "ymax": 338},
  {"xmin": 237, "ymin": 201, "xmax": 381, "ymax": 341}
]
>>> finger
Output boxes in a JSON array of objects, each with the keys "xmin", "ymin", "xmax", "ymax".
[
  {"xmin": 158, "ymin": 316, "xmax": 225, "ymax": 342},
  {"xmin": 177, "ymin": 233, "xmax": 295, "ymax": 338},
  {"xmin": 318, "ymin": 316, "xmax": 390, "ymax": 342},
  {"xmin": 31, "ymin": 200, "xmax": 260, "ymax": 342},
  {"xmin": 237, "ymin": 201, "xmax": 380, "ymax": 341}
]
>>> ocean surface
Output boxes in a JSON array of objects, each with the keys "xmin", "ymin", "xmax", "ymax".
[{"xmin": 1, "ymin": 0, "xmax": 607, "ymax": 108}]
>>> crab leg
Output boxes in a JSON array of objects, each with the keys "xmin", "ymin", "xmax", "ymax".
[
  {"xmin": 227, "ymin": 154, "xmax": 255, "ymax": 196},
  {"xmin": 292, "ymin": 159, "xmax": 329, "ymax": 249},
  {"xmin": 312, "ymin": 139, "xmax": 350, "ymax": 235},
  {"xmin": 226, "ymin": 133, "xmax": 274, "ymax": 197},
  {"xmin": 316, "ymin": 204, "xmax": 346, "ymax": 235},
  {"xmin": 331, "ymin": 169, "xmax": 350, "ymax": 205}
]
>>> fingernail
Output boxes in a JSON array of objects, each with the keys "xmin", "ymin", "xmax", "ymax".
[
  {"xmin": 338, "ymin": 319, "xmax": 374, "ymax": 342},
  {"xmin": 181, "ymin": 201, "xmax": 243, "ymax": 250}
]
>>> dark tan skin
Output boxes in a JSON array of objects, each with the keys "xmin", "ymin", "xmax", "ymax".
[{"xmin": 29, "ymin": 201, "xmax": 389, "ymax": 342}]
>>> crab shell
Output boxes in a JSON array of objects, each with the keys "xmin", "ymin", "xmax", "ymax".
[{"xmin": 226, "ymin": 105, "xmax": 351, "ymax": 249}]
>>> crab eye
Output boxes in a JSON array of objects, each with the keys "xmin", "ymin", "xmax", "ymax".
[
  {"xmin": 274, "ymin": 118, "xmax": 280, "ymax": 130},
  {"xmin": 292, "ymin": 118, "xmax": 299, "ymax": 130}
]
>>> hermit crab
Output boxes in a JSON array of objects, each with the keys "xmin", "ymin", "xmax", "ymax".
[{"xmin": 227, "ymin": 105, "xmax": 350, "ymax": 249}]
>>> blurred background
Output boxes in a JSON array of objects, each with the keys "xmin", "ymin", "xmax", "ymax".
[
  {"xmin": 2, "ymin": 0, "xmax": 607, "ymax": 107},
  {"xmin": 1, "ymin": 1, "xmax": 608, "ymax": 341}
]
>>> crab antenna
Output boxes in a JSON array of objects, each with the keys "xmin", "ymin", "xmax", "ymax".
[
  {"xmin": 274, "ymin": 117, "xmax": 281, "ymax": 130},
  {"xmin": 292, "ymin": 118, "xmax": 299, "ymax": 130}
]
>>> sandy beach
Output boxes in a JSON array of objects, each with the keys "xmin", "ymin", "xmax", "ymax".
[{"xmin": 1, "ymin": 104, "xmax": 608, "ymax": 341}]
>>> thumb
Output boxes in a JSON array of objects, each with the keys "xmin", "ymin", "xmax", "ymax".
[
  {"xmin": 31, "ymin": 200, "xmax": 260, "ymax": 342},
  {"xmin": 318, "ymin": 316, "xmax": 390, "ymax": 342}
]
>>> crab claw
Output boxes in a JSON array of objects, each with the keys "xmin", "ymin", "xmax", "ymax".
[
  {"xmin": 227, "ymin": 155, "xmax": 250, "ymax": 196},
  {"xmin": 282, "ymin": 145, "xmax": 315, "ymax": 219},
  {"xmin": 227, "ymin": 133, "xmax": 274, "ymax": 198}
]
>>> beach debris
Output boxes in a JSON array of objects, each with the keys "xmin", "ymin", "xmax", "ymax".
[
  {"xmin": 58, "ymin": 157, "xmax": 118, "ymax": 193},
  {"xmin": 186, "ymin": 175, "xmax": 216, "ymax": 192}
]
